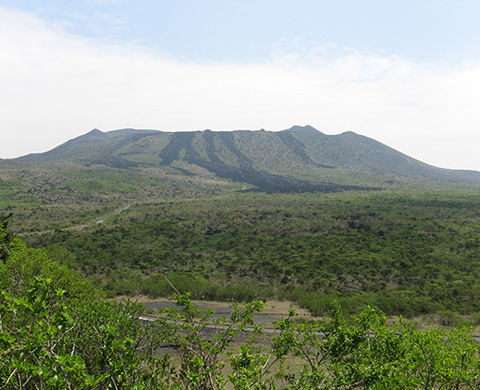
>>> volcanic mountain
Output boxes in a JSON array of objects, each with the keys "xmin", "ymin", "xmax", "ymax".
[{"xmin": 12, "ymin": 125, "xmax": 480, "ymax": 192}]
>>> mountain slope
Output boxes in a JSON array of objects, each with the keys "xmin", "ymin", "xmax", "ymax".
[{"xmin": 13, "ymin": 125, "xmax": 480, "ymax": 191}]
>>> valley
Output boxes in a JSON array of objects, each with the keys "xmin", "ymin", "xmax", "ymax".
[{"xmin": 15, "ymin": 189, "xmax": 480, "ymax": 321}]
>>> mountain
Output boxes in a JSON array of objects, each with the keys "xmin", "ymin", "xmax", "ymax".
[{"xmin": 12, "ymin": 125, "xmax": 480, "ymax": 192}]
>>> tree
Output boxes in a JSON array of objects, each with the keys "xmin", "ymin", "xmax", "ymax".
[{"xmin": 0, "ymin": 213, "xmax": 13, "ymax": 263}]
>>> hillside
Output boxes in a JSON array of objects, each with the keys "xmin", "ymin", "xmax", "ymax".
[{"xmin": 13, "ymin": 125, "xmax": 480, "ymax": 191}]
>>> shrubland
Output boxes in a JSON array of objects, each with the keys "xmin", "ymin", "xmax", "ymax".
[
  {"xmin": 22, "ymin": 188, "xmax": 480, "ymax": 319},
  {"xmin": 3, "ymin": 222, "xmax": 480, "ymax": 389}
]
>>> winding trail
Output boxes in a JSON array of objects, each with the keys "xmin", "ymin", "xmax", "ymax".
[{"xmin": 22, "ymin": 204, "xmax": 132, "ymax": 236}]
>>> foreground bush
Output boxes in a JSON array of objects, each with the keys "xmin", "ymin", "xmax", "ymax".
[{"xmin": 2, "ymin": 281, "xmax": 480, "ymax": 389}]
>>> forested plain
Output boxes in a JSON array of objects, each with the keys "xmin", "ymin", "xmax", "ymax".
[
  {"xmin": 20, "ymin": 186, "xmax": 480, "ymax": 321},
  {"xmin": 4, "ymin": 204, "xmax": 480, "ymax": 389}
]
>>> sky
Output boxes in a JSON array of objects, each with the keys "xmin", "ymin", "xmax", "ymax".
[{"xmin": 1, "ymin": 1, "xmax": 480, "ymax": 170}]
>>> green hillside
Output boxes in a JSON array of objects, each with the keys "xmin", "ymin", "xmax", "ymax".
[{"xmin": 14, "ymin": 126, "xmax": 480, "ymax": 191}]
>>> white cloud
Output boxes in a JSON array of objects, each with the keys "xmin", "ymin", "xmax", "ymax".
[{"xmin": 0, "ymin": 5, "xmax": 479, "ymax": 171}]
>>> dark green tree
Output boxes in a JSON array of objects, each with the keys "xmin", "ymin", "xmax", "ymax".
[{"xmin": 0, "ymin": 213, "xmax": 13, "ymax": 263}]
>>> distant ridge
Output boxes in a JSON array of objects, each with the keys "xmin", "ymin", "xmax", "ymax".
[
  {"xmin": 284, "ymin": 125, "xmax": 321, "ymax": 135},
  {"xmin": 11, "ymin": 125, "xmax": 480, "ymax": 191}
]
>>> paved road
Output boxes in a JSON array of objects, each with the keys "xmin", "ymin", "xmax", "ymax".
[{"xmin": 142, "ymin": 301, "xmax": 300, "ymax": 325}]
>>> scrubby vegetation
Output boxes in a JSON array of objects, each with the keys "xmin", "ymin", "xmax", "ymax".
[
  {"xmin": 3, "ymin": 223, "xmax": 480, "ymax": 389},
  {"xmin": 16, "ymin": 188, "xmax": 480, "ymax": 320}
]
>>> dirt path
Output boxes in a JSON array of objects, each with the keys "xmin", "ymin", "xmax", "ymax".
[{"xmin": 22, "ymin": 204, "xmax": 132, "ymax": 236}]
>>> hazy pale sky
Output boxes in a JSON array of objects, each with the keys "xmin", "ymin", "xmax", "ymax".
[{"xmin": 1, "ymin": 0, "xmax": 480, "ymax": 170}]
